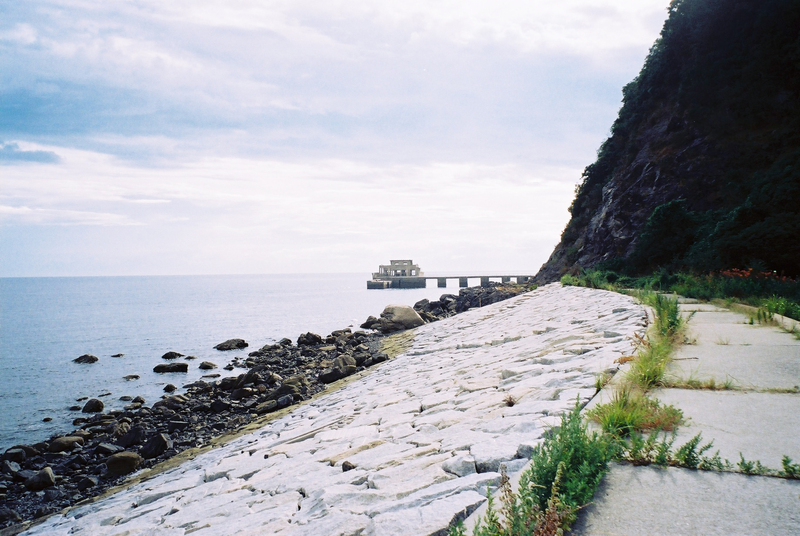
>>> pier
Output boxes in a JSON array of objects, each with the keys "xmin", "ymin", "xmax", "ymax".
[{"xmin": 367, "ymin": 260, "xmax": 533, "ymax": 289}]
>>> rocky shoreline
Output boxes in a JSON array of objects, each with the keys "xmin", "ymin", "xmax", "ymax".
[{"xmin": 0, "ymin": 283, "xmax": 529, "ymax": 531}]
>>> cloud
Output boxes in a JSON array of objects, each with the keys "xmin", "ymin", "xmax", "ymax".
[{"xmin": 0, "ymin": 141, "xmax": 60, "ymax": 163}]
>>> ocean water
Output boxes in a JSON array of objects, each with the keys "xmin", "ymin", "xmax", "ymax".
[{"xmin": 0, "ymin": 273, "xmax": 465, "ymax": 451}]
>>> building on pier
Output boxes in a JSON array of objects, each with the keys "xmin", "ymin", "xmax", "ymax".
[{"xmin": 368, "ymin": 260, "xmax": 426, "ymax": 288}]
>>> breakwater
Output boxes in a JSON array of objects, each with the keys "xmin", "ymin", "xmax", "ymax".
[{"xmin": 16, "ymin": 284, "xmax": 646, "ymax": 536}]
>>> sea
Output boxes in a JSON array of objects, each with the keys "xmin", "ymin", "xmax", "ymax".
[{"xmin": 0, "ymin": 273, "xmax": 470, "ymax": 452}]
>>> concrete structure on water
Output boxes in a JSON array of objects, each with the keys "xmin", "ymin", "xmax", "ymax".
[{"xmin": 367, "ymin": 260, "xmax": 533, "ymax": 289}]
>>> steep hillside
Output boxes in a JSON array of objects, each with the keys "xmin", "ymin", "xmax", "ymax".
[{"xmin": 536, "ymin": 0, "xmax": 800, "ymax": 282}]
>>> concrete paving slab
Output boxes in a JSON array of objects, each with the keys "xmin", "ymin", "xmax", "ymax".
[
  {"xmin": 668, "ymin": 344, "xmax": 800, "ymax": 390},
  {"xmin": 572, "ymin": 463, "xmax": 800, "ymax": 536},
  {"xmin": 652, "ymin": 389, "xmax": 800, "ymax": 469},
  {"xmin": 682, "ymin": 319, "xmax": 796, "ymax": 347},
  {"xmin": 679, "ymin": 303, "xmax": 727, "ymax": 312}
]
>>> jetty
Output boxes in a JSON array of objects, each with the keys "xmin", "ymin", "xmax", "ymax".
[{"xmin": 367, "ymin": 259, "xmax": 534, "ymax": 289}]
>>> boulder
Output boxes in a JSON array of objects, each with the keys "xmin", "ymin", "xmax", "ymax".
[
  {"xmin": 123, "ymin": 374, "xmax": 140, "ymax": 381},
  {"xmin": 359, "ymin": 315, "xmax": 380, "ymax": 330},
  {"xmin": 214, "ymin": 339, "xmax": 248, "ymax": 351},
  {"xmin": 297, "ymin": 332, "xmax": 324, "ymax": 346},
  {"xmin": 116, "ymin": 425, "xmax": 146, "ymax": 448},
  {"xmin": 76, "ymin": 475, "xmax": 98, "ymax": 491},
  {"xmin": 140, "ymin": 433, "xmax": 173, "ymax": 459},
  {"xmin": 24, "ymin": 467, "xmax": 55, "ymax": 491},
  {"xmin": 164, "ymin": 383, "xmax": 177, "ymax": 392},
  {"xmin": 0, "ymin": 508, "xmax": 21, "ymax": 523},
  {"xmin": 255, "ymin": 400, "xmax": 278, "ymax": 414},
  {"xmin": 154, "ymin": 362, "xmax": 188, "ymax": 373},
  {"xmin": 49, "ymin": 436, "xmax": 84, "ymax": 453},
  {"xmin": 73, "ymin": 354, "xmax": 98, "ymax": 364},
  {"xmin": 161, "ymin": 351, "xmax": 184, "ymax": 360},
  {"xmin": 3, "ymin": 448, "xmax": 26, "ymax": 463},
  {"xmin": 106, "ymin": 451, "xmax": 143, "ymax": 475},
  {"xmin": 82, "ymin": 398, "xmax": 104, "ymax": 413},
  {"xmin": 199, "ymin": 361, "xmax": 217, "ymax": 370},
  {"xmin": 375, "ymin": 305, "xmax": 425, "ymax": 333},
  {"xmin": 111, "ymin": 353, "xmax": 124, "ymax": 357}
]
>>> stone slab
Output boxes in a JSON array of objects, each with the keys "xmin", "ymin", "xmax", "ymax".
[
  {"xmin": 572, "ymin": 463, "xmax": 800, "ymax": 536},
  {"xmin": 653, "ymin": 389, "xmax": 800, "ymax": 469}
]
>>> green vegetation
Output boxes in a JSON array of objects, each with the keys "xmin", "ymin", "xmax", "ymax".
[
  {"xmin": 587, "ymin": 387, "xmax": 683, "ymax": 437},
  {"xmin": 563, "ymin": 268, "xmax": 800, "ymax": 323},
  {"xmin": 560, "ymin": 0, "xmax": 800, "ymax": 278},
  {"xmin": 451, "ymin": 401, "xmax": 612, "ymax": 536}
]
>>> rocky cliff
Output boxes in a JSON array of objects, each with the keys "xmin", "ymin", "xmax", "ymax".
[{"xmin": 536, "ymin": 0, "xmax": 800, "ymax": 282}]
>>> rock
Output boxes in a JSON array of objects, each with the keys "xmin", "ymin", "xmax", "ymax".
[
  {"xmin": 106, "ymin": 452, "xmax": 143, "ymax": 475},
  {"xmin": 342, "ymin": 460, "xmax": 356, "ymax": 472},
  {"xmin": 69, "ymin": 405, "xmax": 82, "ymax": 411},
  {"xmin": 0, "ymin": 508, "xmax": 21, "ymax": 523},
  {"xmin": 278, "ymin": 338, "xmax": 293, "ymax": 346},
  {"xmin": 161, "ymin": 351, "xmax": 184, "ymax": 360},
  {"xmin": 111, "ymin": 353, "xmax": 124, "ymax": 357},
  {"xmin": 76, "ymin": 475, "xmax": 99, "ymax": 491},
  {"xmin": 2, "ymin": 460, "xmax": 21, "ymax": 476},
  {"xmin": 132, "ymin": 395, "xmax": 145, "ymax": 404},
  {"xmin": 95, "ymin": 443, "xmax": 124, "ymax": 456},
  {"xmin": 49, "ymin": 436, "xmax": 84, "ymax": 453},
  {"xmin": 199, "ymin": 361, "xmax": 217, "ymax": 370},
  {"xmin": 3, "ymin": 448, "xmax": 26, "ymax": 463},
  {"xmin": 116, "ymin": 426, "xmax": 146, "ymax": 448},
  {"xmin": 124, "ymin": 374, "xmax": 140, "ymax": 381},
  {"xmin": 375, "ymin": 305, "xmax": 425, "ymax": 333},
  {"xmin": 24, "ymin": 467, "xmax": 55, "ymax": 491},
  {"xmin": 231, "ymin": 387, "xmax": 256, "ymax": 400},
  {"xmin": 82, "ymin": 398, "xmax": 104, "ymax": 413},
  {"xmin": 297, "ymin": 332, "xmax": 323, "ymax": 346},
  {"xmin": 210, "ymin": 400, "xmax": 231, "ymax": 413},
  {"xmin": 154, "ymin": 362, "xmax": 188, "ymax": 373},
  {"xmin": 185, "ymin": 355, "xmax": 197, "ymax": 360},
  {"xmin": 214, "ymin": 339, "xmax": 248, "ymax": 351},
  {"xmin": 277, "ymin": 394, "xmax": 293, "ymax": 408},
  {"xmin": 73, "ymin": 354, "xmax": 99, "ymax": 364},
  {"xmin": 140, "ymin": 433, "xmax": 173, "ymax": 459},
  {"xmin": 164, "ymin": 383, "xmax": 177, "ymax": 392},
  {"xmin": 167, "ymin": 421, "xmax": 189, "ymax": 433},
  {"xmin": 359, "ymin": 315, "xmax": 380, "ymax": 330},
  {"xmin": 255, "ymin": 400, "xmax": 278, "ymax": 414},
  {"xmin": 442, "ymin": 453, "xmax": 477, "ymax": 477}
]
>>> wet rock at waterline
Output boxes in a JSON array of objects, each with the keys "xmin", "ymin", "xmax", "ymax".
[
  {"xmin": 73, "ymin": 354, "xmax": 98, "ymax": 364},
  {"xmin": 154, "ymin": 362, "xmax": 188, "ymax": 373},
  {"xmin": 161, "ymin": 351, "xmax": 184, "ymax": 360},
  {"xmin": 214, "ymin": 338, "xmax": 249, "ymax": 351}
]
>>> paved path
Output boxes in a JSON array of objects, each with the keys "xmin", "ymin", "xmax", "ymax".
[
  {"xmin": 23, "ymin": 285, "xmax": 646, "ymax": 536},
  {"xmin": 573, "ymin": 300, "xmax": 800, "ymax": 536}
]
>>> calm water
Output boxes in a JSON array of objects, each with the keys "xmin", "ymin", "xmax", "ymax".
[{"xmin": 0, "ymin": 273, "xmax": 462, "ymax": 451}]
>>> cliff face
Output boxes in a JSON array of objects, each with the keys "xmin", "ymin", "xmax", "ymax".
[{"xmin": 536, "ymin": 0, "xmax": 800, "ymax": 282}]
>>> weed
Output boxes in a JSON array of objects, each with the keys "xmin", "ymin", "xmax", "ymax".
[
  {"xmin": 460, "ymin": 401, "xmax": 609, "ymax": 536},
  {"xmin": 780, "ymin": 456, "xmax": 800, "ymax": 479},
  {"xmin": 737, "ymin": 453, "xmax": 756, "ymax": 475},
  {"xmin": 715, "ymin": 336, "xmax": 730, "ymax": 345},
  {"xmin": 587, "ymin": 387, "xmax": 683, "ymax": 437},
  {"xmin": 594, "ymin": 372, "xmax": 612, "ymax": 391},
  {"xmin": 663, "ymin": 374, "xmax": 738, "ymax": 391},
  {"xmin": 674, "ymin": 434, "xmax": 714, "ymax": 469},
  {"xmin": 503, "ymin": 394, "xmax": 518, "ymax": 407},
  {"xmin": 628, "ymin": 338, "xmax": 672, "ymax": 389}
]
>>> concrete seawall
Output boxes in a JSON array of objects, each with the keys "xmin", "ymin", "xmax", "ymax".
[{"xmin": 23, "ymin": 284, "xmax": 647, "ymax": 536}]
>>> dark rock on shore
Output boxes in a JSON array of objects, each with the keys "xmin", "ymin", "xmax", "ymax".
[
  {"xmin": 106, "ymin": 452, "xmax": 143, "ymax": 476},
  {"xmin": 214, "ymin": 339, "xmax": 248, "ymax": 351},
  {"xmin": 161, "ymin": 351, "xmax": 184, "ymax": 360},
  {"xmin": 154, "ymin": 362, "xmax": 188, "ymax": 373},
  {"xmin": 111, "ymin": 353, "xmax": 124, "ymax": 358},
  {"xmin": 199, "ymin": 361, "xmax": 217, "ymax": 370},
  {"xmin": 82, "ymin": 399, "xmax": 104, "ymax": 413},
  {"xmin": 73, "ymin": 354, "xmax": 98, "ymax": 364}
]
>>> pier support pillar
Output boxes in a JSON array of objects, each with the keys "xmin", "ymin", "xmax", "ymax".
[
  {"xmin": 437, "ymin": 278, "xmax": 447, "ymax": 288},
  {"xmin": 480, "ymin": 276, "xmax": 490, "ymax": 287},
  {"xmin": 501, "ymin": 277, "xmax": 511, "ymax": 283},
  {"xmin": 459, "ymin": 277, "xmax": 468, "ymax": 288},
  {"xmin": 516, "ymin": 276, "xmax": 525, "ymax": 284}
]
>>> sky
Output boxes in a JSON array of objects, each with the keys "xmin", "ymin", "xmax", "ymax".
[{"xmin": 0, "ymin": 0, "xmax": 671, "ymax": 277}]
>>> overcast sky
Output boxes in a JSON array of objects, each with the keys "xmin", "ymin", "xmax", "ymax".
[{"xmin": 0, "ymin": 0, "xmax": 671, "ymax": 277}]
